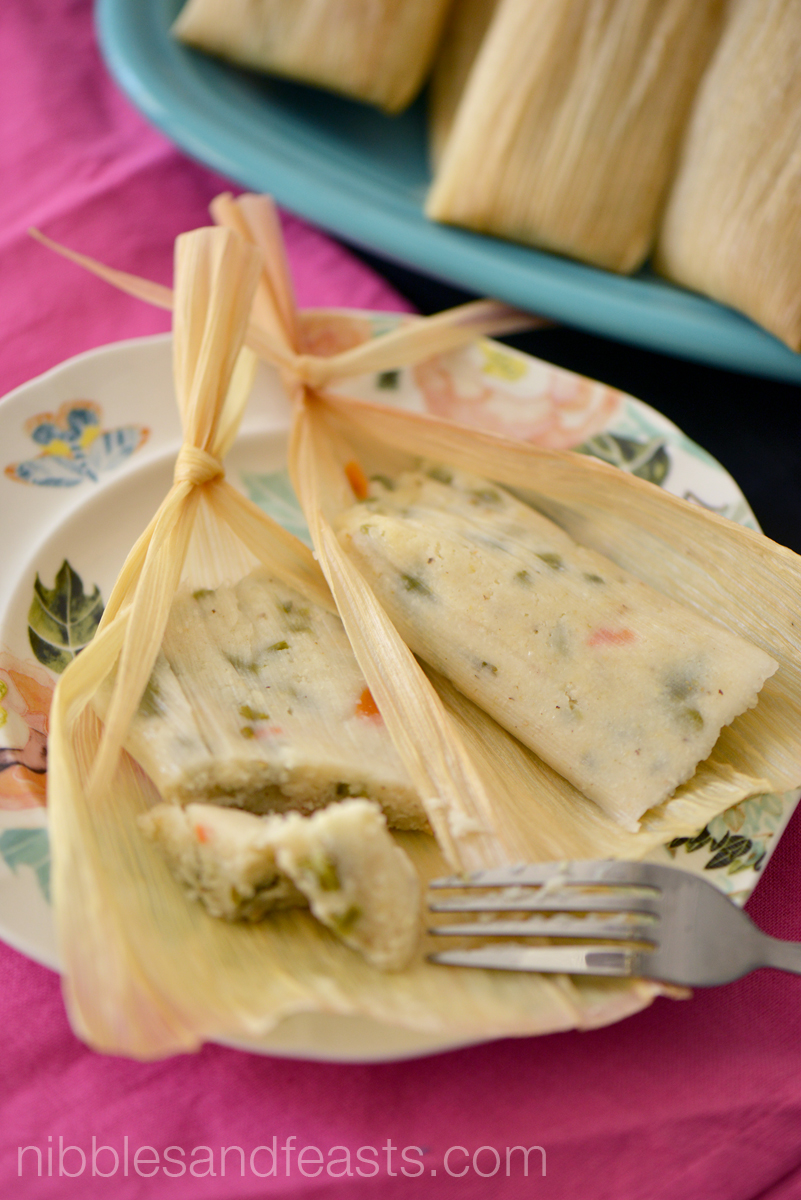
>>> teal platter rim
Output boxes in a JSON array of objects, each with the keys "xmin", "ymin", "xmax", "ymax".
[{"xmin": 95, "ymin": 0, "xmax": 801, "ymax": 385}]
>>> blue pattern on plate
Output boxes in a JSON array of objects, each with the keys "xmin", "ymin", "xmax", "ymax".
[{"xmin": 7, "ymin": 404, "xmax": 147, "ymax": 486}]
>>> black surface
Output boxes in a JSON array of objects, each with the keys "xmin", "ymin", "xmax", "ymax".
[{"xmin": 345, "ymin": 242, "xmax": 801, "ymax": 555}]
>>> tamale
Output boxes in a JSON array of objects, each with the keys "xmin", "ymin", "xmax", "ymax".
[
  {"xmin": 173, "ymin": 0, "xmax": 455, "ymax": 114},
  {"xmin": 266, "ymin": 799, "xmax": 422, "ymax": 971},
  {"xmin": 655, "ymin": 0, "xmax": 801, "ymax": 350},
  {"xmin": 139, "ymin": 803, "xmax": 305, "ymax": 920},
  {"xmin": 98, "ymin": 569, "xmax": 425, "ymax": 829},
  {"xmin": 428, "ymin": 0, "xmax": 500, "ymax": 167},
  {"xmin": 335, "ymin": 466, "xmax": 777, "ymax": 830},
  {"xmin": 426, "ymin": 0, "xmax": 727, "ymax": 273},
  {"xmin": 140, "ymin": 799, "xmax": 422, "ymax": 970}
]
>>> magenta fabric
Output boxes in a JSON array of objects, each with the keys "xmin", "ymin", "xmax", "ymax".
[{"xmin": 3, "ymin": 4, "xmax": 801, "ymax": 1198}]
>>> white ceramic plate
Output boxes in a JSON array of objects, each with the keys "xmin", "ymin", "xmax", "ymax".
[{"xmin": 2, "ymin": 326, "xmax": 797, "ymax": 1060}]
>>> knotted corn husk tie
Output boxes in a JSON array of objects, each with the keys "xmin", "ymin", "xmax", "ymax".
[{"xmin": 172, "ymin": 444, "xmax": 224, "ymax": 486}]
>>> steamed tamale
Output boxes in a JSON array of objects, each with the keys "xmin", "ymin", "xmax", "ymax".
[
  {"xmin": 139, "ymin": 802, "xmax": 305, "ymax": 920},
  {"xmin": 97, "ymin": 568, "xmax": 426, "ymax": 830},
  {"xmin": 173, "ymin": 0, "xmax": 455, "ymax": 114},
  {"xmin": 335, "ymin": 466, "xmax": 777, "ymax": 831},
  {"xmin": 266, "ymin": 799, "xmax": 422, "ymax": 971},
  {"xmin": 426, "ymin": 0, "xmax": 726, "ymax": 273},
  {"xmin": 140, "ymin": 799, "xmax": 422, "ymax": 970},
  {"xmin": 655, "ymin": 0, "xmax": 801, "ymax": 349}
]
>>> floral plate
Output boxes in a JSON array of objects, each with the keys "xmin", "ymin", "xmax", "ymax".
[{"xmin": 1, "ymin": 322, "xmax": 797, "ymax": 1062}]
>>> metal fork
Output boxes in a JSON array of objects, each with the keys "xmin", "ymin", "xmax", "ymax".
[{"xmin": 427, "ymin": 860, "xmax": 801, "ymax": 986}]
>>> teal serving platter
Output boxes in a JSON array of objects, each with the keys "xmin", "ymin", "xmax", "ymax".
[{"xmin": 96, "ymin": 0, "xmax": 801, "ymax": 384}]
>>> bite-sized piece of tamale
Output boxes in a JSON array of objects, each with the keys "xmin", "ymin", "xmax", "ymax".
[
  {"xmin": 138, "ymin": 803, "xmax": 305, "ymax": 921},
  {"xmin": 271, "ymin": 799, "xmax": 422, "ymax": 971},
  {"xmin": 336, "ymin": 466, "xmax": 777, "ymax": 831},
  {"xmin": 98, "ymin": 568, "xmax": 426, "ymax": 829},
  {"xmin": 139, "ymin": 799, "xmax": 422, "ymax": 970},
  {"xmin": 173, "ymin": 0, "xmax": 455, "ymax": 114},
  {"xmin": 428, "ymin": 0, "xmax": 500, "ymax": 168},
  {"xmin": 655, "ymin": 0, "xmax": 801, "ymax": 349},
  {"xmin": 426, "ymin": 0, "xmax": 726, "ymax": 272}
]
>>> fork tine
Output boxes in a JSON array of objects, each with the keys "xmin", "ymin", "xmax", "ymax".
[
  {"xmin": 429, "ymin": 892, "xmax": 660, "ymax": 915},
  {"xmin": 426, "ymin": 860, "xmax": 796, "ymax": 988},
  {"xmin": 428, "ymin": 917, "xmax": 657, "ymax": 942},
  {"xmin": 429, "ymin": 860, "xmax": 662, "ymax": 889},
  {"xmin": 428, "ymin": 944, "xmax": 644, "ymax": 976}
]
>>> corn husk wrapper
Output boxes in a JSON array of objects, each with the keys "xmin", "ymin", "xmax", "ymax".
[
  {"xmin": 50, "ymin": 209, "xmax": 657, "ymax": 1059},
  {"xmin": 426, "ymin": 0, "xmax": 726, "ymax": 273},
  {"xmin": 172, "ymin": 0, "xmax": 454, "ymax": 114},
  {"xmin": 655, "ymin": 0, "xmax": 801, "ymax": 350},
  {"xmin": 428, "ymin": 0, "xmax": 501, "ymax": 168},
  {"xmin": 46, "ymin": 194, "xmax": 801, "ymax": 1057}
]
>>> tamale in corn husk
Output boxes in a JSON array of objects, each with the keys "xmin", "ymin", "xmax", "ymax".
[
  {"xmin": 427, "ymin": 0, "xmax": 500, "ymax": 167},
  {"xmin": 50, "ymin": 212, "xmax": 651, "ymax": 1058},
  {"xmin": 335, "ymin": 465, "xmax": 776, "ymax": 830},
  {"xmin": 426, "ymin": 0, "xmax": 727, "ymax": 272},
  {"xmin": 655, "ymin": 0, "xmax": 801, "ymax": 349},
  {"xmin": 173, "ymin": 0, "xmax": 454, "ymax": 114},
  {"xmin": 44, "ymin": 196, "xmax": 801, "ymax": 1061}
]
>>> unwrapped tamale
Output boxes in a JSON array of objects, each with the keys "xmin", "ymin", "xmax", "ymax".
[
  {"xmin": 335, "ymin": 466, "xmax": 777, "ymax": 830},
  {"xmin": 140, "ymin": 798, "xmax": 422, "ymax": 970},
  {"xmin": 173, "ymin": 0, "xmax": 454, "ymax": 113},
  {"xmin": 96, "ymin": 568, "xmax": 426, "ymax": 830},
  {"xmin": 655, "ymin": 0, "xmax": 801, "ymax": 349},
  {"xmin": 426, "ymin": 0, "xmax": 726, "ymax": 272}
]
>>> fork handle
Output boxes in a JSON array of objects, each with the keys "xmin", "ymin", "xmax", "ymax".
[{"xmin": 757, "ymin": 933, "xmax": 801, "ymax": 975}]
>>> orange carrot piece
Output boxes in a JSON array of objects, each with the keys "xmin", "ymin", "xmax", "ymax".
[
  {"xmin": 355, "ymin": 687, "xmax": 381, "ymax": 719},
  {"xmin": 587, "ymin": 627, "xmax": 637, "ymax": 647},
  {"xmin": 344, "ymin": 460, "xmax": 370, "ymax": 500}
]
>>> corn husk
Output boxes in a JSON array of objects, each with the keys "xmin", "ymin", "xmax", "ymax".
[
  {"xmin": 426, "ymin": 0, "xmax": 727, "ymax": 273},
  {"xmin": 655, "ymin": 0, "xmax": 801, "ymax": 350},
  {"xmin": 172, "ymin": 0, "xmax": 454, "ymax": 114},
  {"xmin": 44, "ymin": 196, "xmax": 801, "ymax": 1060},
  {"xmin": 427, "ymin": 0, "xmax": 501, "ymax": 168}
]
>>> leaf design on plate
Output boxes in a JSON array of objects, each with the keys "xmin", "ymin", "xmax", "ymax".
[
  {"xmin": 28, "ymin": 560, "xmax": 104, "ymax": 673},
  {"xmin": 0, "ymin": 827, "xmax": 50, "ymax": 902},
  {"xmin": 704, "ymin": 832, "xmax": 753, "ymax": 871},
  {"xmin": 240, "ymin": 469, "xmax": 312, "ymax": 547},
  {"xmin": 580, "ymin": 433, "xmax": 670, "ymax": 486}
]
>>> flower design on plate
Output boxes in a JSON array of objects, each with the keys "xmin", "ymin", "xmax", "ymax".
[
  {"xmin": 298, "ymin": 311, "xmax": 374, "ymax": 358},
  {"xmin": 5, "ymin": 399, "xmax": 148, "ymax": 486},
  {"xmin": 0, "ymin": 653, "xmax": 54, "ymax": 810},
  {"xmin": 412, "ymin": 343, "xmax": 623, "ymax": 449}
]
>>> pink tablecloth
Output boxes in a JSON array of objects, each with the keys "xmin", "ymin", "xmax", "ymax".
[{"xmin": 3, "ymin": 4, "xmax": 801, "ymax": 1198}]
